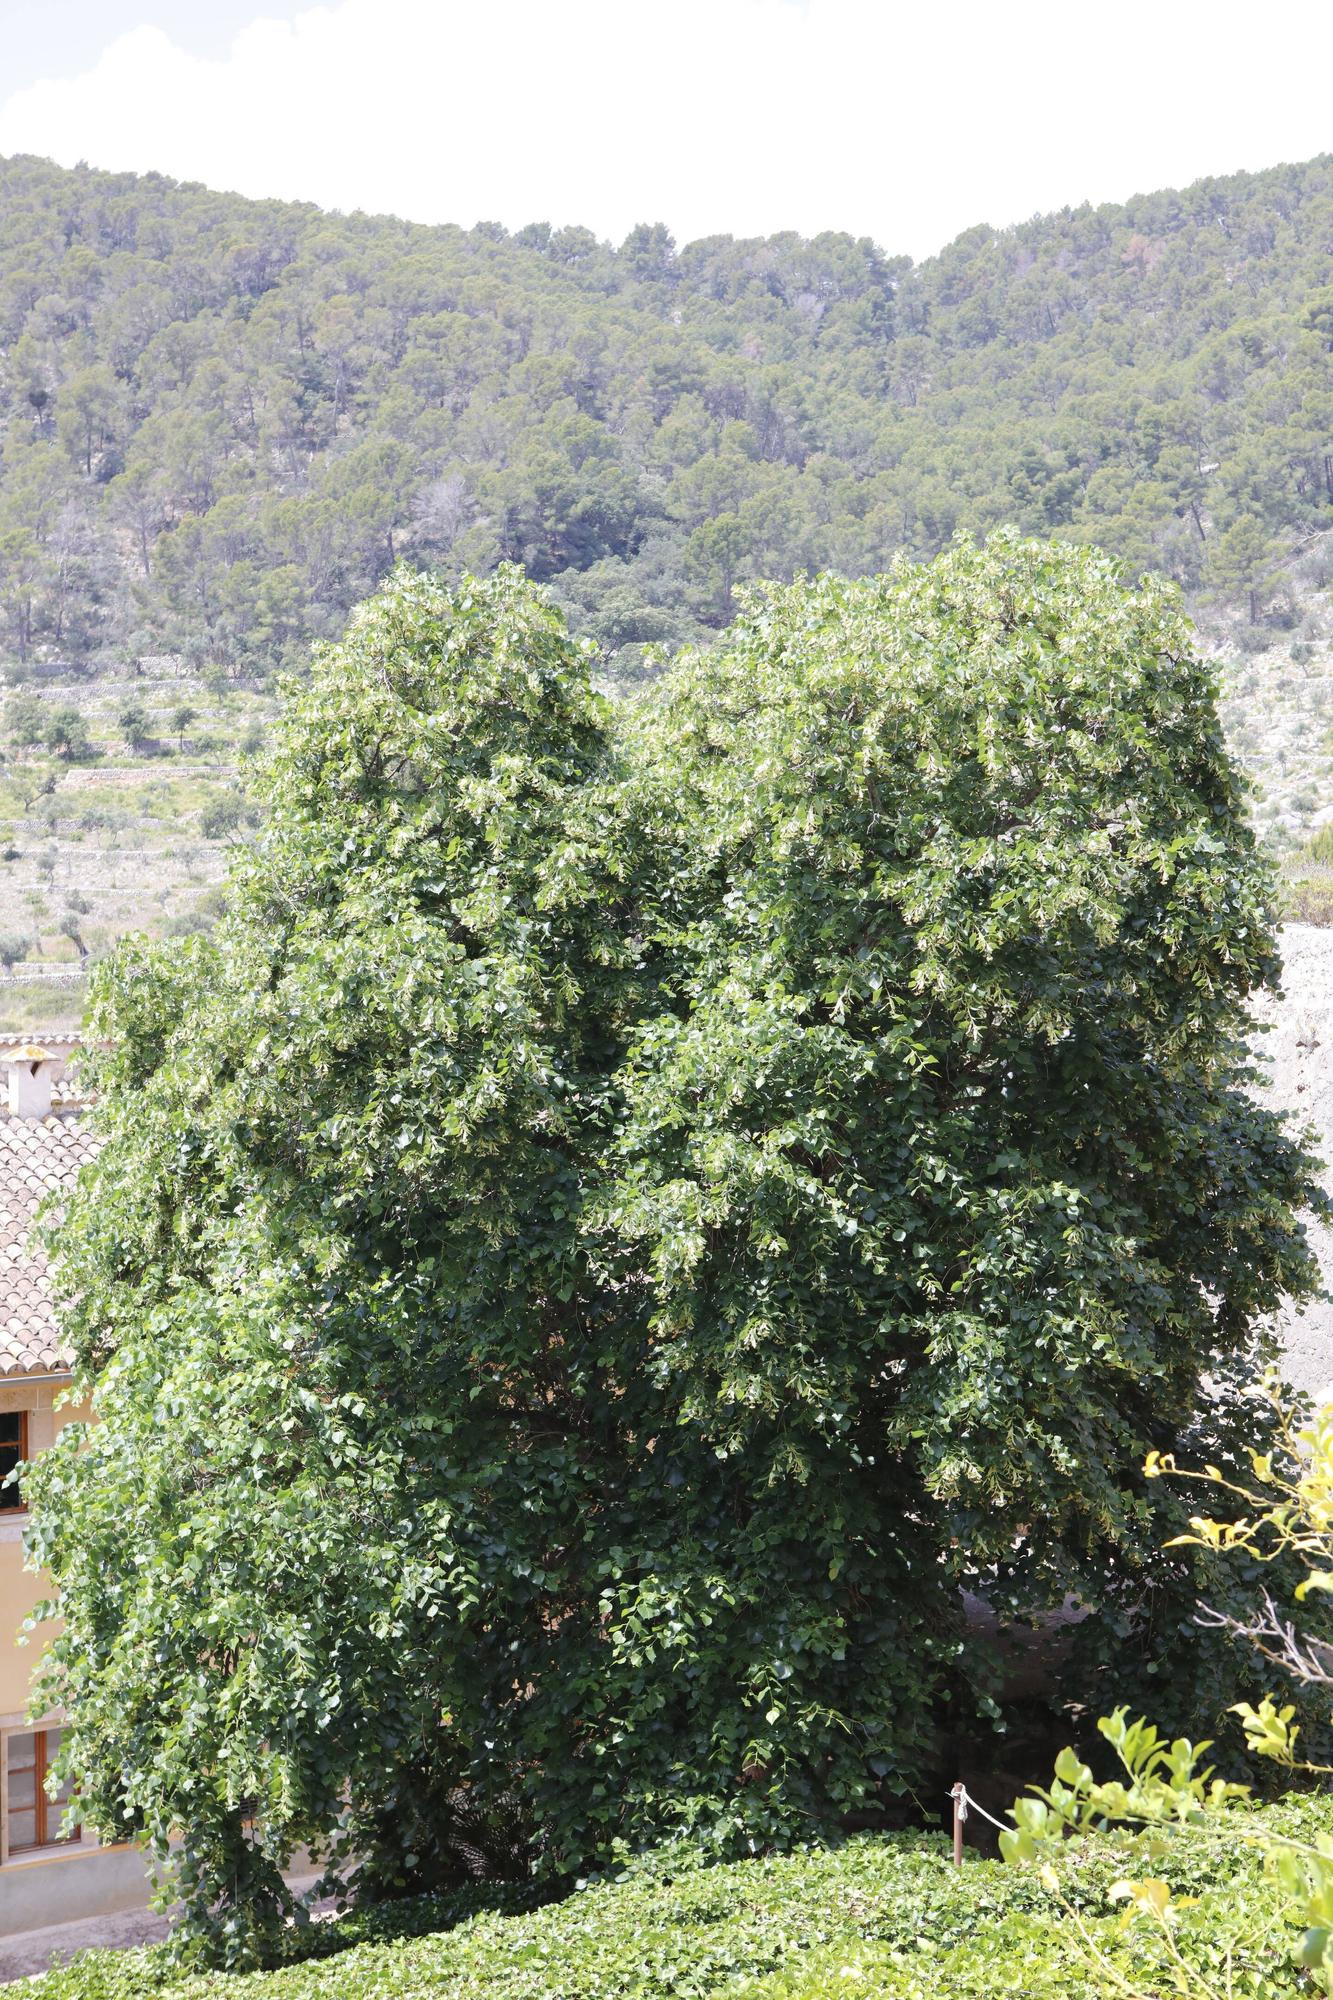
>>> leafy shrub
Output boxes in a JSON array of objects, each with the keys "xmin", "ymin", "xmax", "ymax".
[
  {"xmin": 1003, "ymin": 1717, "xmax": 1333, "ymax": 1997},
  {"xmin": 4, "ymin": 689, "xmax": 44, "ymax": 748},
  {"xmin": 1279, "ymin": 826, "xmax": 1333, "ymax": 924},
  {"xmin": 43, "ymin": 706, "xmax": 93, "ymax": 760},
  {"xmin": 16, "ymin": 1824, "xmax": 1321, "ymax": 2000},
  {"xmin": 197, "ymin": 790, "xmax": 257, "ymax": 840},
  {"xmin": 1002, "ymin": 1391, "xmax": 1333, "ymax": 1993},
  {"xmin": 1298, "ymin": 823, "xmax": 1333, "ymax": 866},
  {"xmin": 117, "ymin": 703, "xmax": 151, "ymax": 751}
]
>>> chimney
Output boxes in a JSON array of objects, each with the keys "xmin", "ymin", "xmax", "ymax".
[{"xmin": 5, "ymin": 1044, "xmax": 55, "ymax": 1119}]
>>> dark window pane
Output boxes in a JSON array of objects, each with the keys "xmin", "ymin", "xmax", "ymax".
[{"xmin": 0, "ymin": 1413, "xmax": 25, "ymax": 1512}]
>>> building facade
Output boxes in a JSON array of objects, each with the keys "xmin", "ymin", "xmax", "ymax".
[{"xmin": 0, "ymin": 1038, "xmax": 151, "ymax": 1933}]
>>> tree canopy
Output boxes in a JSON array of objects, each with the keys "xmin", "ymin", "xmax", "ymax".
[
  {"xmin": 0, "ymin": 151, "xmax": 1331, "ymax": 675},
  {"xmin": 26, "ymin": 540, "xmax": 1325, "ymax": 1958}
]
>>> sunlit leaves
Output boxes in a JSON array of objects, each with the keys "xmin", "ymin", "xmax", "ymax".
[{"xmin": 25, "ymin": 542, "xmax": 1325, "ymax": 1959}]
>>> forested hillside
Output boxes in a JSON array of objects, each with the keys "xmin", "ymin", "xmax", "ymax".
[{"xmin": 1, "ymin": 149, "xmax": 1332, "ymax": 678}]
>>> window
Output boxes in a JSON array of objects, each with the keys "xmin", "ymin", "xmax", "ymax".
[
  {"xmin": 7, "ymin": 1729, "xmax": 75, "ymax": 1853},
  {"xmin": 0, "ymin": 1412, "xmax": 25, "ymax": 1512}
]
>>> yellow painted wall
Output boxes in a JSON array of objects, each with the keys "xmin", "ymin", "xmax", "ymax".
[{"xmin": 0, "ymin": 1379, "xmax": 87, "ymax": 1722}]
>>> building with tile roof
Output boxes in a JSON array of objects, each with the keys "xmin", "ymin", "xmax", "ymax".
[
  {"xmin": 0, "ymin": 1041, "xmax": 153, "ymax": 1933},
  {"xmin": 0, "ymin": 1053, "xmax": 99, "ymax": 1381}
]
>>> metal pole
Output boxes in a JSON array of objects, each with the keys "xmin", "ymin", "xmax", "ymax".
[{"xmin": 950, "ymin": 1782, "xmax": 965, "ymax": 1867}]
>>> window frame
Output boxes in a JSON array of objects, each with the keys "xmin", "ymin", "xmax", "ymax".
[
  {"xmin": 6, "ymin": 1727, "xmax": 75, "ymax": 1854},
  {"xmin": 0, "ymin": 1409, "xmax": 27, "ymax": 1515}
]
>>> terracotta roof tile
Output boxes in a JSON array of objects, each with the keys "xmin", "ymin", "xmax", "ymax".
[{"xmin": 0, "ymin": 1035, "xmax": 98, "ymax": 1379}]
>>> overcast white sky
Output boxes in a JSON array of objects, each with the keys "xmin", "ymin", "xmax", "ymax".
[{"xmin": 0, "ymin": 0, "xmax": 1330, "ymax": 261}]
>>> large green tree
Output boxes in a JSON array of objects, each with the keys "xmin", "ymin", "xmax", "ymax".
[{"xmin": 26, "ymin": 539, "xmax": 1323, "ymax": 1959}]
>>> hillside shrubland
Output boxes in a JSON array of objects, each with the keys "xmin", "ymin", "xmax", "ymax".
[
  {"xmin": 0, "ymin": 149, "xmax": 1331, "ymax": 681},
  {"xmin": 0, "ymin": 669, "xmax": 275, "ymax": 1017},
  {"xmin": 1, "ymin": 149, "xmax": 1332, "ymax": 993}
]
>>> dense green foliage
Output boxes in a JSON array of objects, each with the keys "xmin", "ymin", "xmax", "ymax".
[
  {"xmin": 994, "ymin": 1402, "xmax": 1333, "ymax": 1992},
  {"xmin": 25, "ymin": 540, "xmax": 1323, "ymax": 1955},
  {"xmin": 1, "ymin": 150, "xmax": 1331, "ymax": 674},
  {"xmin": 15, "ymin": 1810, "xmax": 1331, "ymax": 2000},
  {"xmin": 1001, "ymin": 1709, "xmax": 1333, "ymax": 1995}
]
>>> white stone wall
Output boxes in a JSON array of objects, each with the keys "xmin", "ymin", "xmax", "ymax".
[{"xmin": 1258, "ymin": 924, "xmax": 1333, "ymax": 1400}]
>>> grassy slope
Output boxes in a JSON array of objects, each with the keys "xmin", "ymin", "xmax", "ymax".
[{"xmin": 14, "ymin": 1806, "xmax": 1324, "ymax": 2000}]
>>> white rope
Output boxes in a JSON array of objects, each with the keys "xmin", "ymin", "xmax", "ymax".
[{"xmin": 949, "ymin": 1784, "xmax": 1011, "ymax": 1833}]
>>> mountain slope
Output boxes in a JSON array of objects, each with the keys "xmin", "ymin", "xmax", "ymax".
[{"xmin": 0, "ymin": 149, "xmax": 1330, "ymax": 678}]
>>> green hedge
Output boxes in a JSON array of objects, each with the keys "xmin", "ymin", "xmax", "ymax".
[{"xmin": 15, "ymin": 1806, "xmax": 1324, "ymax": 2000}]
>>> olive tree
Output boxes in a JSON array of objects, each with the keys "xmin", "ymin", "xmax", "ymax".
[{"xmin": 25, "ymin": 540, "xmax": 1322, "ymax": 1960}]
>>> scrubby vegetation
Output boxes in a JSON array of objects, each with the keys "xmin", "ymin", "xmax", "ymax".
[
  {"xmin": 991, "ymin": 1386, "xmax": 1333, "ymax": 1994},
  {"xmin": 0, "ymin": 672, "xmax": 274, "ymax": 1016},
  {"xmin": 3, "ymin": 149, "xmax": 1333, "ymax": 961},
  {"xmin": 1282, "ymin": 821, "xmax": 1333, "ymax": 925},
  {"xmin": 13, "ymin": 1807, "xmax": 1332, "ymax": 2000},
  {"xmin": 1, "ymin": 149, "xmax": 1331, "ymax": 681},
  {"xmin": 1218, "ymin": 606, "xmax": 1333, "ymax": 854}
]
